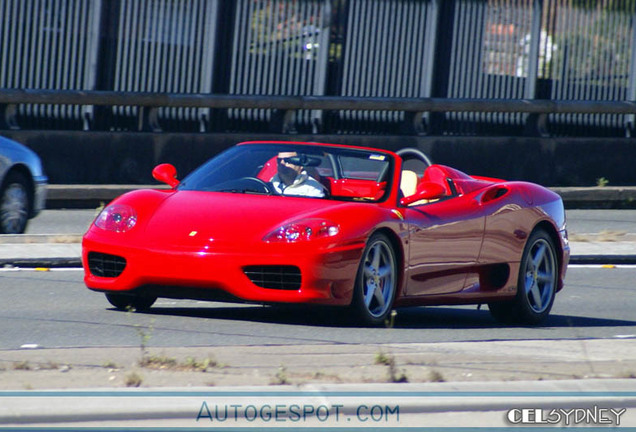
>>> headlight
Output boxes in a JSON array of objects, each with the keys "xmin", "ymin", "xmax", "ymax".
[
  {"xmin": 264, "ymin": 218, "xmax": 340, "ymax": 243},
  {"xmin": 94, "ymin": 204, "xmax": 137, "ymax": 233}
]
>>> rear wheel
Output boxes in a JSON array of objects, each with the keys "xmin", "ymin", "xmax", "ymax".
[
  {"xmin": 0, "ymin": 171, "xmax": 31, "ymax": 234},
  {"xmin": 489, "ymin": 229, "xmax": 558, "ymax": 325},
  {"xmin": 350, "ymin": 233, "xmax": 398, "ymax": 326},
  {"xmin": 106, "ymin": 293, "xmax": 156, "ymax": 312}
]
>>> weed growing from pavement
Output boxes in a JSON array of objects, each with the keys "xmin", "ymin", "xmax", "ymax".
[
  {"xmin": 125, "ymin": 371, "xmax": 143, "ymax": 387},
  {"xmin": 138, "ymin": 353, "xmax": 224, "ymax": 372},
  {"xmin": 384, "ymin": 310, "xmax": 398, "ymax": 328},
  {"xmin": 127, "ymin": 307, "xmax": 158, "ymax": 368},
  {"xmin": 428, "ymin": 369, "xmax": 445, "ymax": 382},
  {"xmin": 596, "ymin": 177, "xmax": 610, "ymax": 187},
  {"xmin": 374, "ymin": 350, "xmax": 408, "ymax": 383},
  {"xmin": 12, "ymin": 361, "xmax": 30, "ymax": 370},
  {"xmin": 182, "ymin": 356, "xmax": 222, "ymax": 372},
  {"xmin": 128, "ymin": 309, "xmax": 226, "ymax": 373},
  {"xmin": 8, "ymin": 360, "xmax": 68, "ymax": 372},
  {"xmin": 133, "ymin": 317, "xmax": 155, "ymax": 363},
  {"xmin": 33, "ymin": 361, "xmax": 61, "ymax": 371},
  {"xmin": 374, "ymin": 350, "xmax": 392, "ymax": 366},
  {"xmin": 139, "ymin": 354, "xmax": 178, "ymax": 369},
  {"xmin": 271, "ymin": 365, "xmax": 290, "ymax": 385},
  {"xmin": 102, "ymin": 360, "xmax": 119, "ymax": 369}
]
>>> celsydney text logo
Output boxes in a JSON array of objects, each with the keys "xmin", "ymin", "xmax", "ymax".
[{"xmin": 507, "ymin": 406, "xmax": 626, "ymax": 426}]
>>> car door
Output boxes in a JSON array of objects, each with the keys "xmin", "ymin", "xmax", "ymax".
[{"xmin": 402, "ymin": 194, "xmax": 486, "ymax": 297}]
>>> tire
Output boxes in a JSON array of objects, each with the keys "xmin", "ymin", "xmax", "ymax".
[
  {"xmin": 0, "ymin": 171, "xmax": 31, "ymax": 234},
  {"xmin": 489, "ymin": 228, "xmax": 558, "ymax": 325},
  {"xmin": 350, "ymin": 232, "xmax": 398, "ymax": 326},
  {"xmin": 106, "ymin": 293, "xmax": 156, "ymax": 312}
]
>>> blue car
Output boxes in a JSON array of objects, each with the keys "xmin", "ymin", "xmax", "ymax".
[{"xmin": 0, "ymin": 136, "xmax": 48, "ymax": 234}]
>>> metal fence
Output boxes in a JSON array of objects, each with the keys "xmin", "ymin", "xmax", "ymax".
[
  {"xmin": 0, "ymin": 0, "xmax": 101, "ymax": 129},
  {"xmin": 1, "ymin": 0, "xmax": 636, "ymax": 137},
  {"xmin": 107, "ymin": 0, "xmax": 218, "ymax": 132}
]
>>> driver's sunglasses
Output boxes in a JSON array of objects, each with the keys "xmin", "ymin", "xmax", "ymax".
[{"xmin": 277, "ymin": 157, "xmax": 295, "ymax": 166}]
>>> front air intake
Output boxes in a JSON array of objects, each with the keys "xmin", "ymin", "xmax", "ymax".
[
  {"xmin": 88, "ymin": 252, "xmax": 126, "ymax": 278},
  {"xmin": 243, "ymin": 265, "xmax": 301, "ymax": 290}
]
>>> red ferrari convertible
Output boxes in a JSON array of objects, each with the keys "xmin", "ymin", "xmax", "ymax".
[{"xmin": 83, "ymin": 141, "xmax": 569, "ymax": 326}]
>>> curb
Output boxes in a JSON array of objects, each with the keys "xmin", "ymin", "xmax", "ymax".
[
  {"xmin": 569, "ymin": 255, "xmax": 636, "ymax": 265},
  {"xmin": 0, "ymin": 258, "xmax": 82, "ymax": 268},
  {"xmin": 1, "ymin": 379, "xmax": 636, "ymax": 427}
]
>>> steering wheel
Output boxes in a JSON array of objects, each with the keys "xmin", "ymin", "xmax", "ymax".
[
  {"xmin": 396, "ymin": 148, "xmax": 433, "ymax": 167},
  {"xmin": 376, "ymin": 148, "xmax": 433, "ymax": 183},
  {"xmin": 239, "ymin": 177, "xmax": 274, "ymax": 194}
]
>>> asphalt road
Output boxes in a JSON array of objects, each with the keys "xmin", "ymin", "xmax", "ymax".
[
  {"xmin": 4, "ymin": 208, "xmax": 635, "ymax": 350},
  {"xmin": 1, "ymin": 265, "xmax": 634, "ymax": 350}
]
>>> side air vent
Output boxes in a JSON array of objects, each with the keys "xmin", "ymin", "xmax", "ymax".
[
  {"xmin": 481, "ymin": 186, "xmax": 509, "ymax": 204},
  {"xmin": 88, "ymin": 252, "xmax": 127, "ymax": 278},
  {"xmin": 243, "ymin": 265, "xmax": 301, "ymax": 290}
]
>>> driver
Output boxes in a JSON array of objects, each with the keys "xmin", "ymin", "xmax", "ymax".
[{"xmin": 271, "ymin": 152, "xmax": 325, "ymax": 197}]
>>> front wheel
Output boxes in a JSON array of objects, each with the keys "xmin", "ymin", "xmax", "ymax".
[
  {"xmin": 350, "ymin": 233, "xmax": 398, "ymax": 326},
  {"xmin": 106, "ymin": 293, "xmax": 157, "ymax": 312},
  {"xmin": 488, "ymin": 229, "xmax": 558, "ymax": 325}
]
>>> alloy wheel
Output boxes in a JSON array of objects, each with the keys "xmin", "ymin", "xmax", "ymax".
[
  {"xmin": 522, "ymin": 237, "xmax": 556, "ymax": 314},
  {"xmin": 361, "ymin": 237, "xmax": 397, "ymax": 319}
]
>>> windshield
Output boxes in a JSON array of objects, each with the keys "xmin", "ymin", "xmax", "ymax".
[{"xmin": 178, "ymin": 143, "xmax": 393, "ymax": 202}]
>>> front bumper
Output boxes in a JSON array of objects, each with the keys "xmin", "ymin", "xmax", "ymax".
[{"xmin": 82, "ymin": 235, "xmax": 365, "ymax": 306}]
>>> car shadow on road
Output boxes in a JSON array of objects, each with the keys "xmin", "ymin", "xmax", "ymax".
[
  {"xmin": 392, "ymin": 307, "xmax": 636, "ymax": 329},
  {"xmin": 134, "ymin": 304, "xmax": 636, "ymax": 330}
]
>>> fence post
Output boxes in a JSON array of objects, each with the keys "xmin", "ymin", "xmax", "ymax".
[
  {"xmin": 524, "ymin": 0, "xmax": 545, "ymax": 136},
  {"xmin": 524, "ymin": 0, "xmax": 543, "ymax": 99},
  {"xmin": 93, "ymin": 0, "xmax": 121, "ymax": 131},
  {"xmin": 428, "ymin": 0, "xmax": 456, "ymax": 135},
  {"xmin": 415, "ymin": 0, "xmax": 442, "ymax": 135}
]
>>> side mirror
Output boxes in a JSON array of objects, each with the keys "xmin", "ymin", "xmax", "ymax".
[
  {"xmin": 152, "ymin": 163, "xmax": 180, "ymax": 189},
  {"xmin": 400, "ymin": 181, "xmax": 446, "ymax": 206}
]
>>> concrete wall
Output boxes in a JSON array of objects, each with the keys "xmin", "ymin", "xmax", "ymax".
[{"xmin": 4, "ymin": 131, "xmax": 634, "ymax": 187}]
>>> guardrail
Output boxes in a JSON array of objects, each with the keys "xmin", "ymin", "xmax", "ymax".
[
  {"xmin": 5, "ymin": 89, "xmax": 636, "ymax": 136},
  {"xmin": 2, "ymin": 89, "xmax": 636, "ymax": 113}
]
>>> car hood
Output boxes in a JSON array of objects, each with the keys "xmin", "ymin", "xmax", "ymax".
[{"xmin": 143, "ymin": 191, "xmax": 347, "ymax": 248}]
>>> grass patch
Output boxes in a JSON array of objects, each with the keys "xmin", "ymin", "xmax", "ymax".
[
  {"xmin": 182, "ymin": 356, "xmax": 221, "ymax": 372},
  {"xmin": 139, "ymin": 354, "xmax": 178, "ymax": 370},
  {"xmin": 139, "ymin": 353, "xmax": 224, "ymax": 372}
]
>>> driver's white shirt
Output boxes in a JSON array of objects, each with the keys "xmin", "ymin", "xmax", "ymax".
[{"xmin": 271, "ymin": 171, "xmax": 325, "ymax": 197}]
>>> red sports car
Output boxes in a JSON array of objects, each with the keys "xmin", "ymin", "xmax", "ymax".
[{"xmin": 82, "ymin": 141, "xmax": 569, "ymax": 326}]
